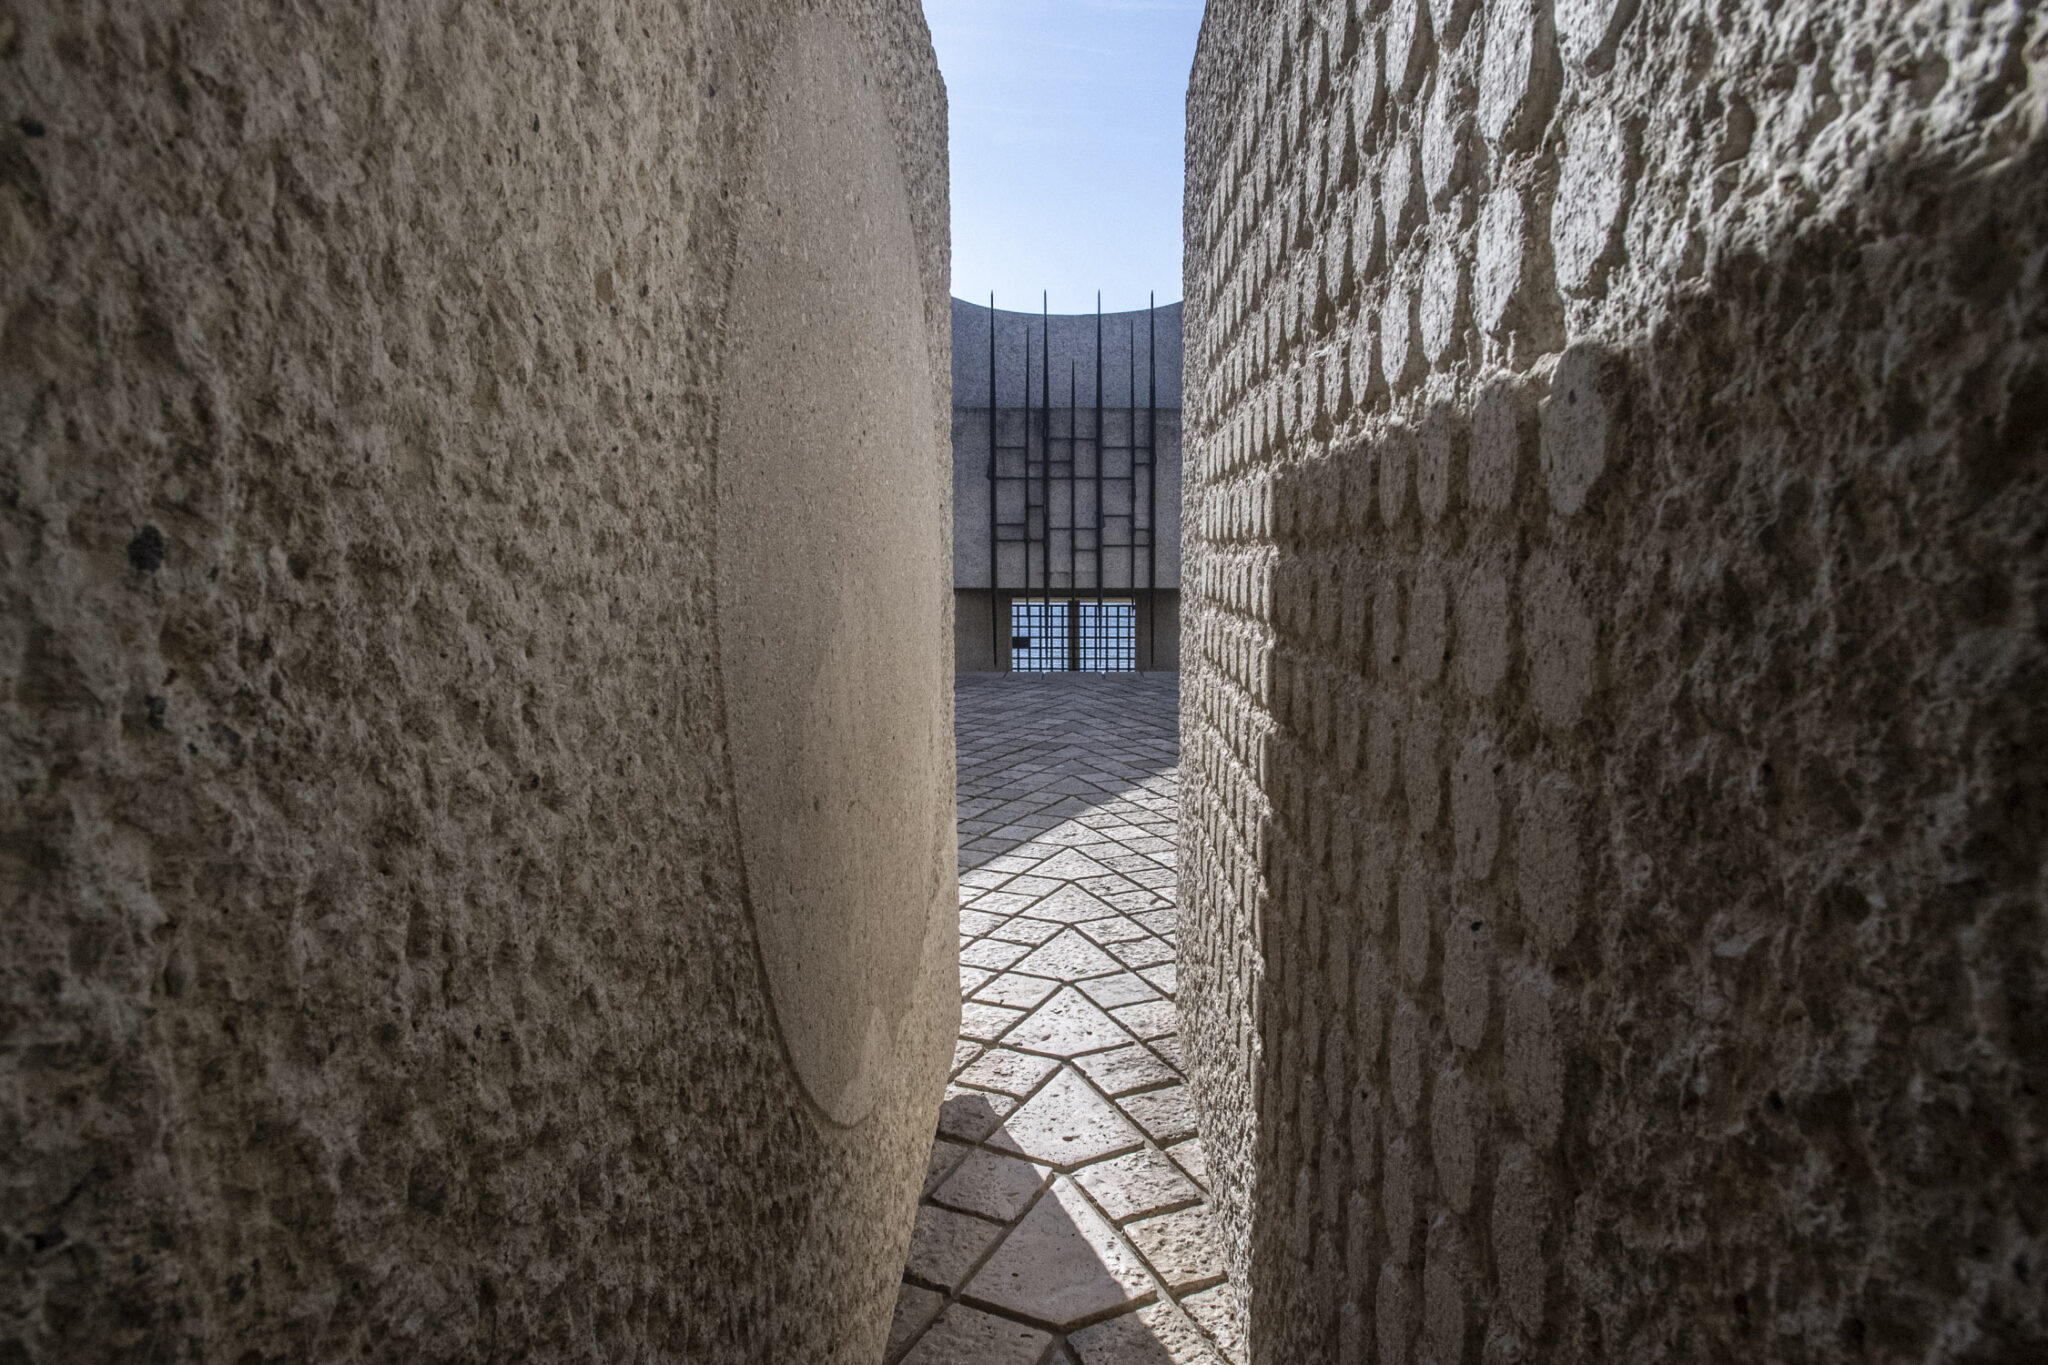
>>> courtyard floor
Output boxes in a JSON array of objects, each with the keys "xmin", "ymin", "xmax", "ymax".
[{"xmin": 885, "ymin": 673, "xmax": 1243, "ymax": 1365}]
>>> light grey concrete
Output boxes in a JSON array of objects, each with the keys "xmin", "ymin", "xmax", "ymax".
[
  {"xmin": 952, "ymin": 299, "xmax": 1185, "ymax": 409},
  {"xmin": 717, "ymin": 12, "xmax": 957, "ymax": 1130}
]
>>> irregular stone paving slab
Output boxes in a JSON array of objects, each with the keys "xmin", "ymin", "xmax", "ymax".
[
  {"xmin": 897, "ymin": 676, "xmax": 1239, "ymax": 1365},
  {"xmin": 961, "ymin": 1001, "xmax": 1027, "ymax": 1042},
  {"xmin": 970, "ymin": 891, "xmax": 1040, "ymax": 916},
  {"xmin": 1074, "ymin": 1147, "xmax": 1205, "ymax": 1224},
  {"xmin": 1125, "ymin": 1205, "xmax": 1227, "ymax": 1293},
  {"xmin": 1028, "ymin": 883, "xmax": 1122, "ymax": 924},
  {"xmin": 1032, "ymin": 823, "xmax": 1116, "ymax": 848},
  {"xmin": 962, "ymin": 939, "xmax": 1032, "ymax": 971},
  {"xmin": 901, "ymin": 1304, "xmax": 1055, "ymax": 1365},
  {"xmin": 1095, "ymin": 885, "xmax": 1171, "ymax": 913},
  {"xmin": 1069, "ymin": 1299, "xmax": 1225, "ymax": 1364},
  {"xmin": 905, "ymin": 1203, "xmax": 1006, "ymax": 1292},
  {"xmin": 964, "ymin": 1177, "xmax": 1158, "ymax": 1329},
  {"xmin": 1120, "ymin": 1085, "xmax": 1199, "ymax": 1144},
  {"xmin": 1077, "ymin": 915, "xmax": 1153, "ymax": 945},
  {"xmin": 1109, "ymin": 936, "xmax": 1176, "ymax": 969},
  {"xmin": 1075, "ymin": 1043, "xmax": 1181, "ymax": 1098},
  {"xmin": 1016, "ymin": 930, "xmax": 1124, "ymax": 982},
  {"xmin": 988, "ymin": 916, "xmax": 1064, "ymax": 946},
  {"xmin": 1178, "ymin": 1286, "xmax": 1245, "ymax": 1364},
  {"xmin": 1007, "ymin": 988, "xmax": 1133, "ymax": 1057},
  {"xmin": 1109, "ymin": 999, "xmax": 1177, "ymax": 1039},
  {"xmin": 1137, "ymin": 962, "xmax": 1178, "ymax": 993},
  {"xmin": 1165, "ymin": 1138, "xmax": 1207, "ymax": 1189},
  {"xmin": 988, "ymin": 1069, "xmax": 1145, "ymax": 1169},
  {"xmin": 975, "ymin": 972, "xmax": 1062, "ymax": 1010},
  {"xmin": 1030, "ymin": 848, "xmax": 1120, "ymax": 880},
  {"xmin": 1042, "ymin": 776, "xmax": 1108, "ymax": 796},
  {"xmin": 939, "ymin": 1084, "xmax": 1016, "ymax": 1142},
  {"xmin": 955, "ymin": 1047, "xmax": 1062, "ymax": 1098},
  {"xmin": 887, "ymin": 1283, "xmax": 946, "ymax": 1360},
  {"xmin": 932, "ymin": 1147, "xmax": 1053, "ymax": 1223},
  {"xmin": 925, "ymin": 1138, "xmax": 974, "ymax": 1196},
  {"xmin": 1078, "ymin": 972, "xmax": 1162, "ymax": 1009},
  {"xmin": 961, "ymin": 908, "xmax": 1006, "ymax": 936}
]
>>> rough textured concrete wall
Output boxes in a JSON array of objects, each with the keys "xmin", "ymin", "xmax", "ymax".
[
  {"xmin": 1179, "ymin": 1, "xmax": 2045, "ymax": 1362},
  {"xmin": 0, "ymin": 3, "xmax": 953, "ymax": 1361}
]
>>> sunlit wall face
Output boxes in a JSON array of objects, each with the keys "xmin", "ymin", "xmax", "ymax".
[{"xmin": 925, "ymin": 0, "xmax": 1204, "ymax": 312}]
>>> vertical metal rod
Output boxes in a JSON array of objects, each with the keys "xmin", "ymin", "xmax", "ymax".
[
  {"xmin": 1022, "ymin": 313, "xmax": 1032, "ymax": 669},
  {"xmin": 1041, "ymin": 292, "xmax": 1050, "ymax": 645},
  {"xmin": 989, "ymin": 294, "xmax": 1000, "ymax": 673},
  {"xmin": 1095, "ymin": 292, "xmax": 1104, "ymax": 666},
  {"xmin": 1069, "ymin": 357, "xmax": 1078, "ymax": 671},
  {"xmin": 1147, "ymin": 292, "xmax": 1158, "ymax": 673}
]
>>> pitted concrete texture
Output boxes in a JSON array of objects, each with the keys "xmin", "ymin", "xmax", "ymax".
[
  {"xmin": 0, "ymin": 3, "xmax": 951, "ymax": 1361},
  {"xmin": 888, "ymin": 676, "xmax": 1245, "ymax": 1364},
  {"xmin": 1182, "ymin": 1, "xmax": 2045, "ymax": 1362}
]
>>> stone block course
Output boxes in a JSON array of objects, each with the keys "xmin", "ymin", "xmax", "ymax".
[{"xmin": 1181, "ymin": 0, "xmax": 2047, "ymax": 1359}]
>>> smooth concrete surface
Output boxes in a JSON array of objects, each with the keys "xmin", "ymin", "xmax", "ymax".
[
  {"xmin": 952, "ymin": 299, "xmax": 1185, "ymax": 409},
  {"xmin": 716, "ymin": 12, "xmax": 958, "ymax": 1130}
]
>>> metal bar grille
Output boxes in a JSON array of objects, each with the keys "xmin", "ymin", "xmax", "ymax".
[
  {"xmin": 1009, "ymin": 600, "xmax": 1072, "ymax": 673},
  {"xmin": 983, "ymin": 295, "xmax": 1161, "ymax": 671},
  {"xmin": 1079, "ymin": 600, "xmax": 1138, "ymax": 671},
  {"xmin": 1010, "ymin": 598, "xmax": 1136, "ymax": 673}
]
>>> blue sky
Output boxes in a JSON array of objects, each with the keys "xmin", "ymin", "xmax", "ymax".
[{"xmin": 924, "ymin": 0, "xmax": 1206, "ymax": 312}]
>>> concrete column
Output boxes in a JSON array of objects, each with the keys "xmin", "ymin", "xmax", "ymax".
[{"xmin": 0, "ymin": 3, "xmax": 953, "ymax": 1360}]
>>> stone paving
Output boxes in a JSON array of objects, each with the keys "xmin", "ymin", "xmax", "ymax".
[{"xmin": 886, "ymin": 674, "xmax": 1244, "ymax": 1365}]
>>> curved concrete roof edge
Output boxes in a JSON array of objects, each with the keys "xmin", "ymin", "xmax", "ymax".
[{"xmin": 951, "ymin": 296, "xmax": 1185, "ymax": 409}]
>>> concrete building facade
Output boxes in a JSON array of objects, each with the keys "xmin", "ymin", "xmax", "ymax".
[
  {"xmin": 1179, "ymin": 0, "xmax": 2046, "ymax": 1361},
  {"xmin": 953, "ymin": 298, "xmax": 1186, "ymax": 674},
  {"xmin": 0, "ymin": 3, "xmax": 954, "ymax": 1361}
]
